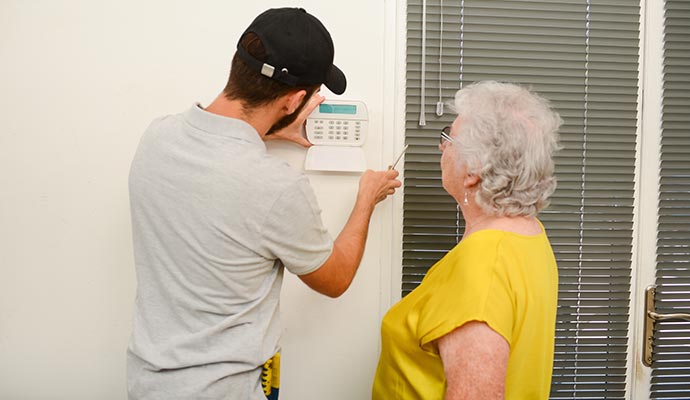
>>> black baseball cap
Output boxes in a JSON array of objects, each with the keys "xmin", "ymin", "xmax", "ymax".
[{"xmin": 236, "ymin": 8, "xmax": 347, "ymax": 95}]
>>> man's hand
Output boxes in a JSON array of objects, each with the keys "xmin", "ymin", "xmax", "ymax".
[
  {"xmin": 264, "ymin": 92, "xmax": 325, "ymax": 147},
  {"xmin": 358, "ymin": 169, "xmax": 402, "ymax": 207}
]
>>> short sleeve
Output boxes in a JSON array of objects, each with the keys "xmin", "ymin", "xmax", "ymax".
[
  {"xmin": 416, "ymin": 233, "xmax": 515, "ymax": 350},
  {"xmin": 259, "ymin": 177, "xmax": 334, "ymax": 276}
]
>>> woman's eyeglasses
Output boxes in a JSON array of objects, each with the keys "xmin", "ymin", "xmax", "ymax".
[{"xmin": 440, "ymin": 126, "xmax": 454, "ymax": 148}]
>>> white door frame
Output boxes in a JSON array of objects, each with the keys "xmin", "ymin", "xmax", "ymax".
[{"xmin": 630, "ymin": 0, "xmax": 665, "ymax": 398}]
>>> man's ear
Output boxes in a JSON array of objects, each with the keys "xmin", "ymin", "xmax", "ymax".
[{"xmin": 284, "ymin": 90, "xmax": 307, "ymax": 115}]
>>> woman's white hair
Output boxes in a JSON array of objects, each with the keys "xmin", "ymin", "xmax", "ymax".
[{"xmin": 451, "ymin": 81, "xmax": 562, "ymax": 217}]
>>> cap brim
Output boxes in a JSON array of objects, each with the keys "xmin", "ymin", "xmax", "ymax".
[{"xmin": 325, "ymin": 64, "xmax": 346, "ymax": 95}]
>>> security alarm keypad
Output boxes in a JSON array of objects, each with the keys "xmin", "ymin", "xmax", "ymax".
[
  {"xmin": 306, "ymin": 101, "xmax": 367, "ymax": 146},
  {"xmin": 304, "ymin": 100, "xmax": 368, "ymax": 172}
]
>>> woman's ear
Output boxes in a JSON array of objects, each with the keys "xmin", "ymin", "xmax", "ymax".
[{"xmin": 464, "ymin": 173, "xmax": 480, "ymax": 189}]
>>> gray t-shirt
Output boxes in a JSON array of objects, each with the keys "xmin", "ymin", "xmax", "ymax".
[{"xmin": 127, "ymin": 104, "xmax": 333, "ymax": 399}]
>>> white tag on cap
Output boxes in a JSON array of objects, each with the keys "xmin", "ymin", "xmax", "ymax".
[{"xmin": 261, "ymin": 63, "xmax": 275, "ymax": 78}]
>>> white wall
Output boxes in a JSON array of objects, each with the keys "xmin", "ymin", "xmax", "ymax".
[{"xmin": 0, "ymin": 1, "xmax": 404, "ymax": 399}]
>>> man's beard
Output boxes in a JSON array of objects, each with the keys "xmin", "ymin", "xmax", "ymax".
[{"xmin": 265, "ymin": 93, "xmax": 312, "ymax": 136}]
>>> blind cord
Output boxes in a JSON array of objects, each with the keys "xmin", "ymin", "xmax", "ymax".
[
  {"xmin": 575, "ymin": 1, "xmax": 592, "ymax": 395},
  {"xmin": 419, "ymin": 0, "xmax": 427, "ymax": 126},
  {"xmin": 436, "ymin": 0, "xmax": 444, "ymax": 116},
  {"xmin": 459, "ymin": 0, "xmax": 464, "ymax": 88}
]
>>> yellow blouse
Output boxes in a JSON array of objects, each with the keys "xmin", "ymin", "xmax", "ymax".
[{"xmin": 373, "ymin": 225, "xmax": 558, "ymax": 399}]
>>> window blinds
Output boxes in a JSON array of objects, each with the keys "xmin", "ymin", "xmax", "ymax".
[
  {"xmin": 651, "ymin": 1, "xmax": 690, "ymax": 398},
  {"xmin": 403, "ymin": 1, "xmax": 639, "ymax": 398}
]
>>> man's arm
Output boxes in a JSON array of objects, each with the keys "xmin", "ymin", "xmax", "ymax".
[
  {"xmin": 265, "ymin": 89, "xmax": 401, "ymax": 297},
  {"xmin": 438, "ymin": 321, "xmax": 509, "ymax": 400},
  {"xmin": 298, "ymin": 169, "xmax": 400, "ymax": 297}
]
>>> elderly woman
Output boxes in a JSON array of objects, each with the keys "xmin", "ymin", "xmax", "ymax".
[{"xmin": 373, "ymin": 81, "xmax": 562, "ymax": 399}]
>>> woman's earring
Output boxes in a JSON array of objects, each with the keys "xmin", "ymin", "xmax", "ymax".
[{"xmin": 463, "ymin": 190, "xmax": 469, "ymax": 206}]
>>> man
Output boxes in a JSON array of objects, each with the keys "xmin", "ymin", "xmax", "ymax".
[{"xmin": 126, "ymin": 7, "xmax": 400, "ymax": 400}]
